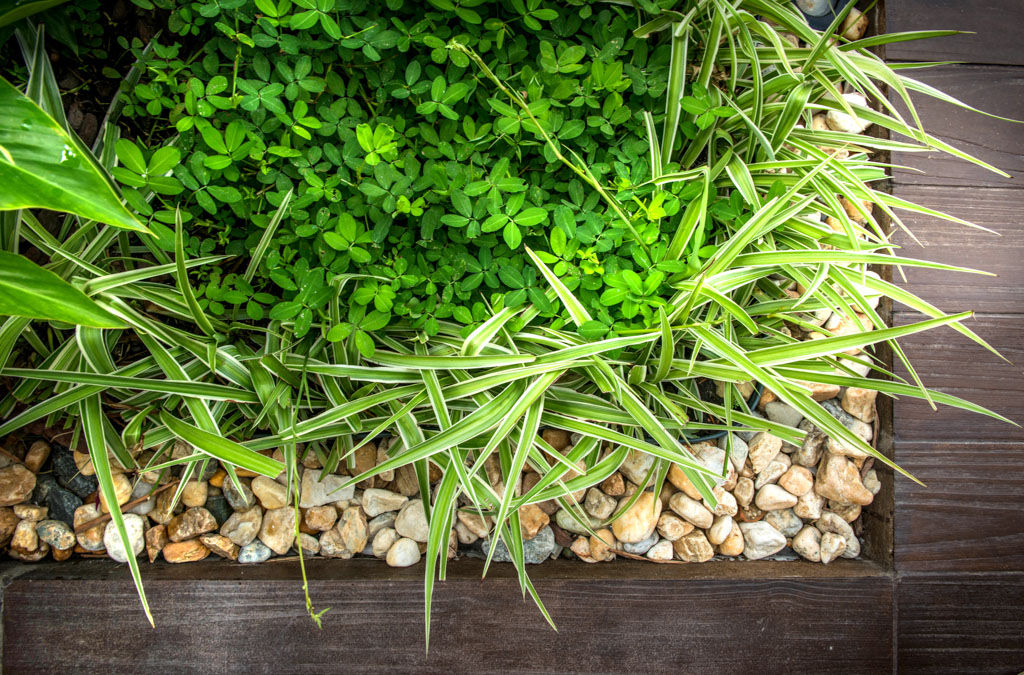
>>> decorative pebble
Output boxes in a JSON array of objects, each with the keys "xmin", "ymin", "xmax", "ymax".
[
  {"xmin": 36, "ymin": 519, "xmax": 75, "ymax": 550},
  {"xmin": 611, "ymin": 492, "xmax": 661, "ymax": 544},
  {"xmin": 386, "ymin": 537, "xmax": 421, "ymax": 567},
  {"xmin": 299, "ymin": 470, "xmax": 354, "ymax": 508},
  {"xmin": 819, "ymin": 531, "xmax": 847, "ymax": 564},
  {"xmin": 251, "ymin": 476, "xmax": 288, "ymax": 509},
  {"xmin": 673, "ymin": 530, "xmax": 714, "ymax": 562},
  {"xmin": 646, "ymin": 539, "xmax": 674, "ymax": 561},
  {"xmin": 0, "ymin": 465, "xmax": 36, "ymax": 506},
  {"xmin": 394, "ymin": 499, "xmax": 429, "ymax": 543},
  {"xmin": 163, "ymin": 539, "xmax": 210, "ymax": 563},
  {"xmin": 259, "ymin": 506, "xmax": 296, "ymax": 555},
  {"xmin": 238, "ymin": 539, "xmax": 273, "ymax": 563},
  {"xmin": 792, "ymin": 526, "xmax": 822, "ymax": 562},
  {"xmin": 621, "ymin": 530, "xmax": 659, "ymax": 555},
  {"xmin": 668, "ymin": 492, "xmax": 713, "ymax": 529},
  {"xmin": 223, "ymin": 479, "xmax": 256, "ymax": 511},
  {"xmin": 103, "ymin": 514, "xmax": 146, "ymax": 563},
  {"xmin": 220, "ymin": 505, "xmax": 262, "ymax": 547},
  {"xmin": 755, "ymin": 484, "xmax": 798, "ymax": 511},
  {"xmin": 361, "ymin": 488, "xmax": 407, "ymax": 518},
  {"xmin": 482, "ymin": 525, "xmax": 555, "ymax": 564},
  {"xmin": 739, "ymin": 521, "xmax": 786, "ymax": 560}
]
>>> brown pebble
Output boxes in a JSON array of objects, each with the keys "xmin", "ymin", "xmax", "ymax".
[{"xmin": 162, "ymin": 539, "xmax": 210, "ymax": 563}]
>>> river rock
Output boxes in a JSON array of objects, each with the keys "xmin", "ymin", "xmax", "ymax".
[
  {"xmin": 719, "ymin": 433, "xmax": 749, "ymax": 472},
  {"xmin": 482, "ymin": 525, "xmax": 556, "ymax": 564},
  {"xmin": 386, "ymin": 537, "xmax": 421, "ymax": 567},
  {"xmin": 259, "ymin": 506, "xmax": 295, "ymax": 555},
  {"xmin": 0, "ymin": 507, "xmax": 18, "ymax": 546},
  {"xmin": 300, "ymin": 470, "xmax": 353, "ymax": 508},
  {"xmin": 163, "ymin": 539, "xmax": 210, "ymax": 563},
  {"xmin": 252, "ymin": 476, "xmax": 287, "ymax": 509},
  {"xmin": 668, "ymin": 492, "xmax": 713, "ymax": 529},
  {"xmin": 361, "ymin": 488, "xmax": 407, "ymax": 517},
  {"xmin": 337, "ymin": 506, "xmax": 368, "ymax": 553},
  {"xmin": 707, "ymin": 515, "xmax": 733, "ymax": 546},
  {"xmin": 74, "ymin": 503, "xmax": 106, "ymax": 551},
  {"xmin": 167, "ymin": 507, "xmax": 217, "ymax": 542},
  {"xmin": 52, "ymin": 448, "xmax": 97, "ymax": 499},
  {"xmin": 748, "ymin": 432, "xmax": 782, "ymax": 473},
  {"xmin": 841, "ymin": 387, "xmax": 877, "ymax": 423},
  {"xmin": 673, "ymin": 530, "xmax": 714, "ymax": 562},
  {"xmin": 646, "ymin": 539, "xmax": 674, "ymax": 561},
  {"xmin": 181, "ymin": 480, "xmax": 209, "ymax": 508},
  {"xmin": 238, "ymin": 539, "xmax": 273, "ymax": 563},
  {"xmin": 0, "ymin": 465, "xmax": 36, "ymax": 506},
  {"xmin": 519, "ymin": 503, "xmax": 550, "ymax": 540},
  {"xmin": 619, "ymin": 449, "xmax": 655, "ymax": 485},
  {"xmin": 305, "ymin": 505, "xmax": 338, "ymax": 531},
  {"xmin": 766, "ymin": 508, "xmax": 803, "ymax": 537},
  {"xmin": 755, "ymin": 484, "xmax": 798, "ymax": 511},
  {"xmin": 778, "ymin": 465, "xmax": 814, "ymax": 496},
  {"xmin": 146, "ymin": 525, "xmax": 168, "ymax": 563},
  {"xmin": 621, "ymin": 530, "xmax": 659, "ymax": 555},
  {"xmin": 103, "ymin": 514, "xmax": 146, "ymax": 562},
  {"xmin": 36, "ymin": 519, "xmax": 75, "ymax": 550},
  {"xmin": 372, "ymin": 527, "xmax": 398, "ymax": 558},
  {"xmin": 739, "ymin": 521, "xmax": 786, "ymax": 560},
  {"xmin": 584, "ymin": 488, "xmax": 616, "ymax": 520},
  {"xmin": 718, "ymin": 521, "xmax": 745, "ymax": 556},
  {"xmin": 220, "ymin": 505, "xmax": 262, "ymax": 547},
  {"xmin": 611, "ymin": 492, "xmax": 661, "ymax": 544},
  {"xmin": 395, "ymin": 499, "xmax": 429, "ymax": 542},
  {"xmin": 43, "ymin": 487, "xmax": 80, "ymax": 526},
  {"xmin": 792, "ymin": 525, "xmax": 822, "ymax": 562},
  {"xmin": 656, "ymin": 512, "xmax": 693, "ymax": 541},
  {"xmin": 733, "ymin": 477, "xmax": 755, "ymax": 507},
  {"xmin": 819, "ymin": 531, "xmax": 847, "ymax": 564},
  {"xmin": 794, "ymin": 490, "xmax": 825, "ymax": 520},
  {"xmin": 223, "ymin": 479, "xmax": 256, "ymax": 511},
  {"xmin": 815, "ymin": 453, "xmax": 874, "ymax": 506},
  {"xmin": 200, "ymin": 533, "xmax": 240, "ymax": 560},
  {"xmin": 765, "ymin": 402, "xmax": 804, "ymax": 428}
]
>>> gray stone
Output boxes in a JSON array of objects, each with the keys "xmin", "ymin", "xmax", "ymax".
[
  {"xmin": 385, "ymin": 537, "xmax": 421, "ymax": 567},
  {"xmin": 220, "ymin": 506, "xmax": 262, "ymax": 547},
  {"xmin": 223, "ymin": 479, "xmax": 256, "ymax": 511},
  {"xmin": 205, "ymin": 493, "xmax": 232, "ymax": 525},
  {"xmin": 618, "ymin": 449, "xmax": 655, "ymax": 485},
  {"xmin": 46, "ymin": 486, "xmax": 82, "ymax": 527},
  {"xmin": 482, "ymin": 525, "xmax": 555, "ymax": 564},
  {"xmin": 36, "ymin": 519, "xmax": 75, "ymax": 550},
  {"xmin": 127, "ymin": 481, "xmax": 156, "ymax": 516},
  {"xmin": 361, "ymin": 488, "xmax": 407, "ymax": 517},
  {"xmin": 394, "ymin": 499, "xmax": 429, "ymax": 542},
  {"xmin": 238, "ymin": 539, "xmax": 273, "ymax": 563},
  {"xmin": 300, "ymin": 470, "xmax": 354, "ymax": 508},
  {"xmin": 554, "ymin": 508, "xmax": 601, "ymax": 535},
  {"xmin": 718, "ymin": 433, "xmax": 749, "ymax": 472},
  {"xmin": 765, "ymin": 508, "xmax": 803, "ymax": 537},
  {"xmin": 52, "ymin": 448, "xmax": 98, "ymax": 499},
  {"xmin": 620, "ymin": 530, "xmax": 659, "ymax": 555},
  {"xmin": 765, "ymin": 401, "xmax": 804, "ymax": 428}
]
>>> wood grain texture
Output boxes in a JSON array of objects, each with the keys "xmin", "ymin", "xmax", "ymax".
[
  {"xmin": 891, "ymin": 313, "xmax": 1024, "ymax": 442},
  {"xmin": 889, "ymin": 66, "xmax": 1024, "ymax": 189},
  {"xmin": 2, "ymin": 571, "xmax": 894, "ymax": 674},
  {"xmin": 894, "ymin": 442, "xmax": 1024, "ymax": 572},
  {"xmin": 886, "ymin": 0, "xmax": 1024, "ymax": 66},
  {"xmin": 891, "ymin": 185, "xmax": 1024, "ymax": 313},
  {"xmin": 897, "ymin": 573, "xmax": 1024, "ymax": 674}
]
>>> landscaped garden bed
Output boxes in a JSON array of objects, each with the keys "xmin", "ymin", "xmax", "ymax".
[{"xmin": 0, "ymin": 0, "xmax": 1010, "ymax": 635}]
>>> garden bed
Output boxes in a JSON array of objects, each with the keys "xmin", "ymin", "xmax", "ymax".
[{"xmin": 1, "ymin": 0, "xmax": 1010, "ymax": 649}]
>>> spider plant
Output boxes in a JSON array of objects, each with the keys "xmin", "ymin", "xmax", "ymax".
[{"xmin": 0, "ymin": 2, "xmax": 1015, "ymax": 644}]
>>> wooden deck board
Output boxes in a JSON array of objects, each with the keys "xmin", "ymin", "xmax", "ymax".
[
  {"xmin": 2, "ymin": 571, "xmax": 895, "ymax": 674},
  {"xmin": 886, "ymin": 0, "xmax": 1024, "ymax": 66},
  {"xmin": 890, "ymin": 66, "xmax": 1024, "ymax": 189},
  {"xmin": 891, "ymin": 185, "xmax": 1024, "ymax": 313}
]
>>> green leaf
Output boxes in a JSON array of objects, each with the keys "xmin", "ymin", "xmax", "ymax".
[
  {"xmin": 0, "ymin": 252, "xmax": 125, "ymax": 328},
  {"xmin": 159, "ymin": 410, "xmax": 284, "ymax": 477},
  {"xmin": 0, "ymin": 77, "xmax": 147, "ymax": 232},
  {"xmin": 0, "ymin": 0, "xmax": 70, "ymax": 28}
]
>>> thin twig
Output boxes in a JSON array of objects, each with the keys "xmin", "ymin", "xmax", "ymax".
[{"xmin": 73, "ymin": 479, "xmax": 180, "ymax": 534}]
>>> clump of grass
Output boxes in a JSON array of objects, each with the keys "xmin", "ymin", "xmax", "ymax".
[{"xmin": 0, "ymin": 2, "xmax": 1015, "ymax": 642}]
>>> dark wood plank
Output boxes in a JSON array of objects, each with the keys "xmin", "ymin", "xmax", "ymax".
[
  {"xmin": 895, "ymin": 442, "xmax": 1024, "ymax": 572},
  {"xmin": 885, "ymin": 0, "xmax": 1024, "ymax": 66},
  {"xmin": 891, "ymin": 313, "xmax": 1023, "ymax": 442},
  {"xmin": 891, "ymin": 185, "xmax": 1024, "ymax": 314},
  {"xmin": 890, "ymin": 66, "xmax": 1024, "ymax": 189},
  {"xmin": 897, "ymin": 572, "xmax": 1024, "ymax": 673},
  {"xmin": 2, "ymin": 564, "xmax": 894, "ymax": 674}
]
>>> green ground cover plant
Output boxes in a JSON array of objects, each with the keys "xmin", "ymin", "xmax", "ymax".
[{"xmin": 0, "ymin": 0, "xmax": 1015, "ymax": 642}]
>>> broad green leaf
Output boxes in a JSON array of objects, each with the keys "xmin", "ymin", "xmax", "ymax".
[
  {"xmin": 0, "ymin": 251, "xmax": 125, "ymax": 327},
  {"xmin": 0, "ymin": 77, "xmax": 146, "ymax": 232}
]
